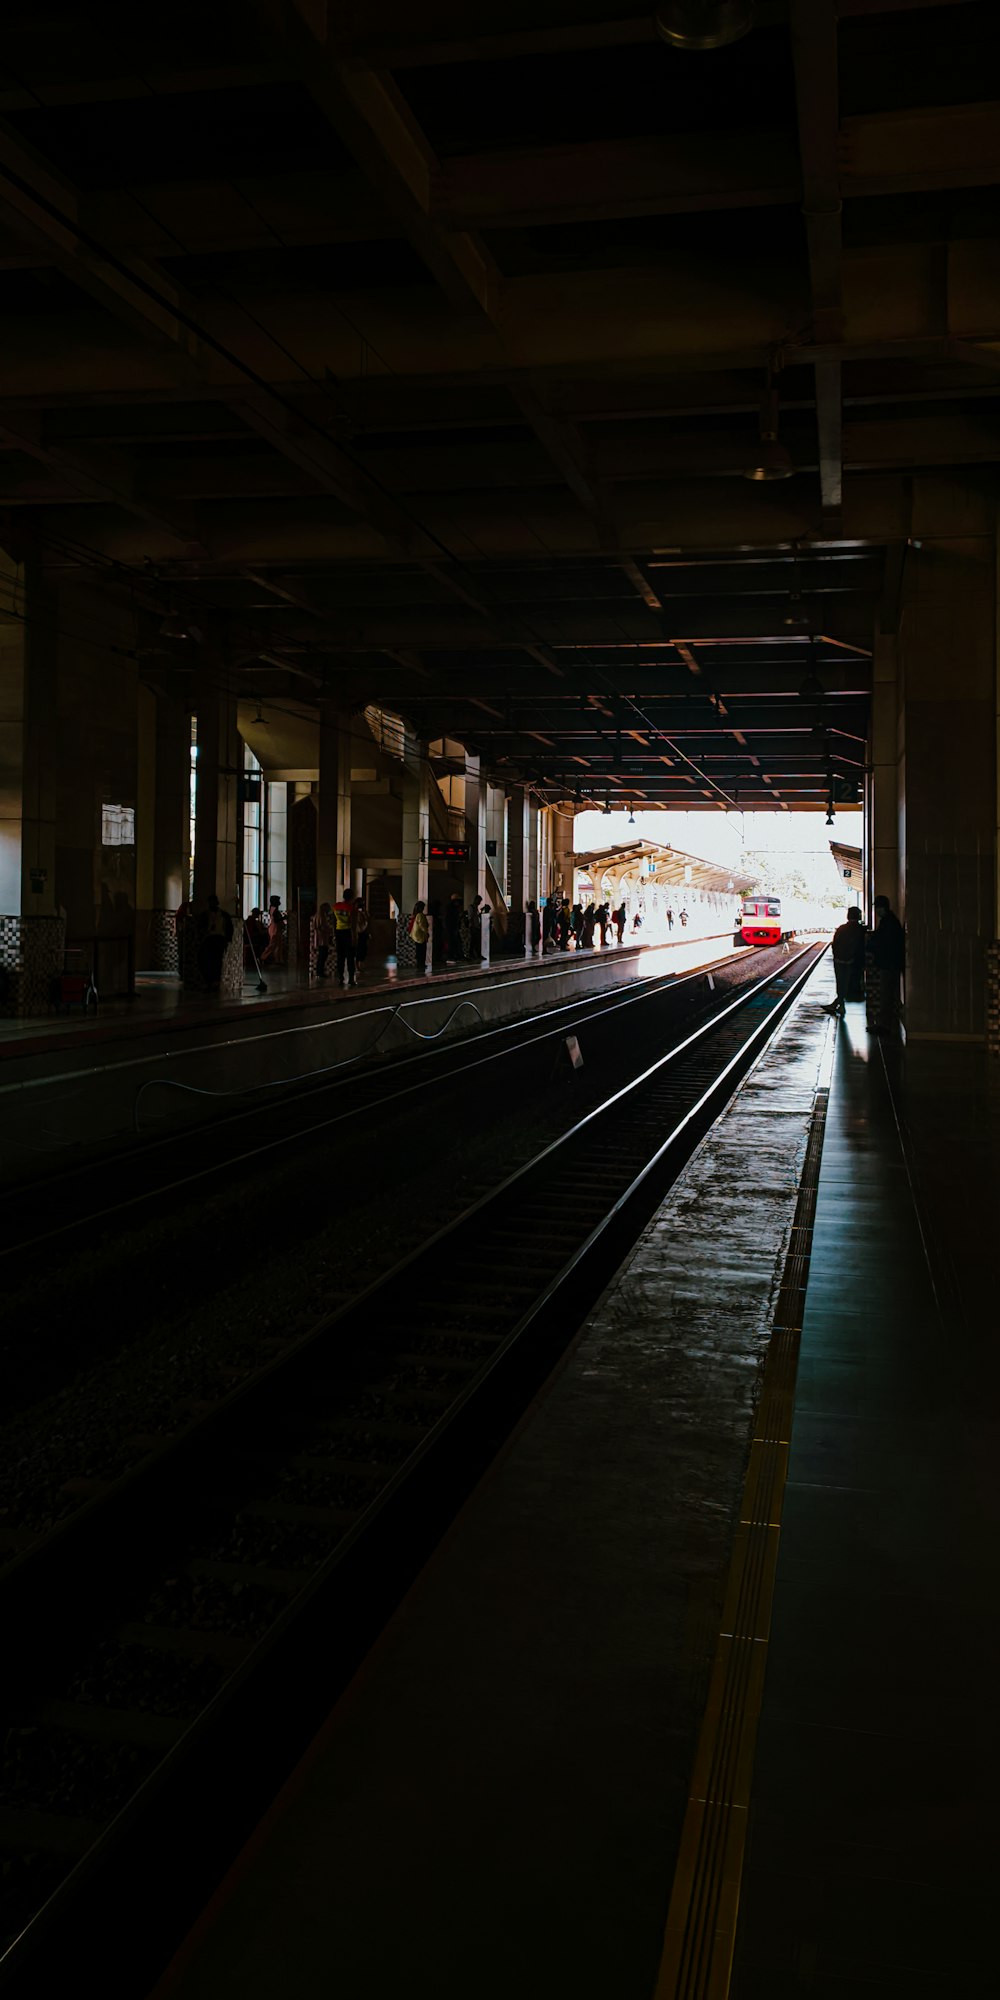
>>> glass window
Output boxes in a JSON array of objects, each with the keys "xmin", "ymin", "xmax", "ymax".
[
  {"xmin": 242, "ymin": 739, "xmax": 263, "ymax": 916},
  {"xmin": 189, "ymin": 715, "xmax": 198, "ymax": 898},
  {"xmin": 267, "ymin": 781, "xmax": 287, "ymax": 906},
  {"xmin": 101, "ymin": 803, "xmax": 135, "ymax": 846}
]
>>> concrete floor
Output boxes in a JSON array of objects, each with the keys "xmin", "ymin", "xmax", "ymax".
[
  {"xmin": 152, "ymin": 958, "xmax": 834, "ymax": 2000},
  {"xmin": 730, "ymin": 1018, "xmax": 1000, "ymax": 1998}
]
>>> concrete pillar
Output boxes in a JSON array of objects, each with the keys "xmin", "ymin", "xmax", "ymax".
[
  {"xmin": 0, "ymin": 557, "xmax": 64, "ymax": 1013},
  {"xmin": 139, "ymin": 691, "xmax": 190, "ymax": 970},
  {"xmin": 897, "ymin": 523, "xmax": 996, "ymax": 1040},
  {"xmin": 527, "ymin": 799, "xmax": 541, "ymax": 908},
  {"xmin": 870, "ymin": 628, "xmax": 901, "ymax": 911},
  {"xmin": 552, "ymin": 807, "xmax": 576, "ymax": 901},
  {"xmin": 401, "ymin": 749, "xmax": 429, "ymax": 912},
  {"xmin": 462, "ymin": 754, "xmax": 487, "ymax": 910},
  {"xmin": 507, "ymin": 786, "xmax": 529, "ymax": 910},
  {"xmin": 318, "ymin": 702, "xmax": 352, "ymax": 904},
  {"xmin": 486, "ymin": 782, "xmax": 505, "ymax": 898}
]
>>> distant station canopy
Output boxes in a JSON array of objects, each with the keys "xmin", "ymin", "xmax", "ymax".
[{"xmin": 574, "ymin": 838, "xmax": 754, "ymax": 903}]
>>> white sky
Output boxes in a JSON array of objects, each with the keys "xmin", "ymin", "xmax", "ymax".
[
  {"xmin": 574, "ymin": 807, "xmax": 863, "ymax": 898},
  {"xmin": 575, "ymin": 807, "xmax": 861, "ymax": 863}
]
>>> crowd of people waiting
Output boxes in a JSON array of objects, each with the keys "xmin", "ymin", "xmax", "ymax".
[{"xmin": 183, "ymin": 881, "xmax": 706, "ymax": 997}]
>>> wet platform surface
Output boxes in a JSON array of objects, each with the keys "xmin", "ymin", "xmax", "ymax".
[
  {"xmin": 0, "ymin": 931, "xmax": 738, "ymax": 1187},
  {"xmin": 153, "ymin": 957, "xmax": 835, "ymax": 2000},
  {"xmin": 730, "ymin": 1017, "xmax": 1000, "ymax": 1998}
]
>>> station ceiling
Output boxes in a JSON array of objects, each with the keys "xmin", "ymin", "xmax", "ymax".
[{"xmin": 0, "ymin": 2, "xmax": 996, "ymax": 808}]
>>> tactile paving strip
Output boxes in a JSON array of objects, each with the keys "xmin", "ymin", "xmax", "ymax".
[{"xmin": 653, "ymin": 1087, "xmax": 830, "ymax": 2000}]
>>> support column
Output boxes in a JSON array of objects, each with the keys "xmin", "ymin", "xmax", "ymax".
[
  {"xmin": 527, "ymin": 798, "xmax": 541, "ymax": 910},
  {"xmin": 897, "ymin": 518, "xmax": 996, "ymax": 1040},
  {"xmin": 318, "ymin": 703, "xmax": 352, "ymax": 906},
  {"xmin": 142, "ymin": 693, "xmax": 190, "ymax": 970},
  {"xmin": 552, "ymin": 807, "xmax": 576, "ymax": 902},
  {"xmin": 870, "ymin": 628, "xmax": 900, "ymax": 912},
  {"xmin": 462, "ymin": 754, "xmax": 487, "ymax": 911},
  {"xmin": 506, "ymin": 786, "xmax": 530, "ymax": 954},
  {"xmin": 0, "ymin": 556, "xmax": 64, "ymax": 1013},
  {"xmin": 189, "ymin": 660, "xmax": 241, "ymax": 994},
  {"xmin": 401, "ymin": 743, "xmax": 429, "ymax": 913},
  {"xmin": 507, "ymin": 787, "xmax": 528, "ymax": 910}
]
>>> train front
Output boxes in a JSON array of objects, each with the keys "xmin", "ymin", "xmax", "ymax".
[{"xmin": 740, "ymin": 895, "xmax": 782, "ymax": 947}]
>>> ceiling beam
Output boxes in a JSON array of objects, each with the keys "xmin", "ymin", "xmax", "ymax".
[
  {"xmin": 246, "ymin": 2, "xmax": 621, "ymax": 528},
  {"xmin": 0, "ymin": 410, "xmax": 206, "ymax": 550},
  {"xmin": 430, "ymin": 128, "xmax": 800, "ymax": 230},
  {"xmin": 425, "ymin": 102, "xmax": 1000, "ymax": 232}
]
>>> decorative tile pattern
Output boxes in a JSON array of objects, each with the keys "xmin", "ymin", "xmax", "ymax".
[
  {"xmin": 0, "ymin": 913, "xmax": 66, "ymax": 1015},
  {"xmin": 149, "ymin": 907, "xmax": 179, "ymax": 973}
]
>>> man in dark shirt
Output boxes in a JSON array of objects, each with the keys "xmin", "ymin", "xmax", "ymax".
[
  {"xmin": 868, "ymin": 894, "xmax": 905, "ymax": 1033},
  {"xmin": 822, "ymin": 906, "xmax": 865, "ymax": 1016}
]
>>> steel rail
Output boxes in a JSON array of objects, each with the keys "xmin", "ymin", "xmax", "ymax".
[
  {"xmin": 0, "ymin": 945, "xmax": 824, "ymax": 2000},
  {"xmin": 0, "ymin": 939, "xmax": 766, "ymax": 1258}
]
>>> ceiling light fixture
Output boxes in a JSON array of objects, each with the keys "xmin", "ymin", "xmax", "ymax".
[
  {"xmin": 628, "ymin": 807, "xmax": 636, "ymax": 826},
  {"xmin": 744, "ymin": 370, "xmax": 794, "ymax": 482},
  {"xmin": 253, "ymin": 702, "xmax": 269, "ymax": 727},
  {"xmin": 654, "ymin": 1, "xmax": 754, "ymax": 50},
  {"xmin": 158, "ymin": 609, "xmax": 189, "ymax": 640}
]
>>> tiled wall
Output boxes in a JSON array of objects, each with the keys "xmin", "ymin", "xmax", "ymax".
[
  {"xmin": 149, "ymin": 908, "xmax": 179, "ymax": 973},
  {"xmin": 0, "ymin": 912, "xmax": 66, "ymax": 1015}
]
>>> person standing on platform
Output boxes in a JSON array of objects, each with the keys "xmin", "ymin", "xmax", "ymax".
[
  {"xmin": 822, "ymin": 906, "xmax": 865, "ymax": 1017},
  {"xmin": 679, "ymin": 907, "xmax": 689, "ymax": 928},
  {"xmin": 666, "ymin": 906, "xmax": 675, "ymax": 931},
  {"xmin": 558, "ymin": 897, "xmax": 572, "ymax": 948},
  {"xmin": 526, "ymin": 899, "xmax": 541, "ymax": 953},
  {"xmin": 197, "ymin": 894, "xmax": 233, "ymax": 991},
  {"xmin": 261, "ymin": 894, "xmax": 286, "ymax": 966},
  {"xmin": 570, "ymin": 902, "xmax": 584, "ymax": 948},
  {"xmin": 410, "ymin": 900, "xmax": 429, "ymax": 976},
  {"xmin": 615, "ymin": 901, "xmax": 627, "ymax": 945},
  {"xmin": 445, "ymin": 894, "xmax": 464, "ymax": 964},
  {"xmin": 312, "ymin": 901, "xmax": 332, "ymax": 979},
  {"xmin": 581, "ymin": 904, "xmax": 596, "ymax": 949},
  {"xmin": 244, "ymin": 906, "xmax": 267, "ymax": 967},
  {"xmin": 332, "ymin": 887, "xmax": 358, "ymax": 987},
  {"xmin": 354, "ymin": 896, "xmax": 370, "ymax": 978},
  {"xmin": 596, "ymin": 903, "xmax": 610, "ymax": 947},
  {"xmin": 868, "ymin": 894, "xmax": 905, "ymax": 1034}
]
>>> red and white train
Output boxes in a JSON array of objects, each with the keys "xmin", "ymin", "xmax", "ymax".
[{"xmin": 739, "ymin": 894, "xmax": 788, "ymax": 947}]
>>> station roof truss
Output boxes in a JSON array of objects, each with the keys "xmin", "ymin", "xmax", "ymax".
[
  {"xmin": 0, "ymin": 1, "xmax": 997, "ymax": 806},
  {"xmin": 576, "ymin": 840, "xmax": 755, "ymax": 898}
]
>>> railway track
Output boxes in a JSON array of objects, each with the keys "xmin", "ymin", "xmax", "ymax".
[
  {"xmin": 2, "ymin": 938, "xmax": 773, "ymax": 1258},
  {"xmin": 0, "ymin": 943, "xmax": 824, "ymax": 1998}
]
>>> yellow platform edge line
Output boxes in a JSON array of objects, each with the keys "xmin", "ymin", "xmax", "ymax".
[{"xmin": 651, "ymin": 1090, "xmax": 828, "ymax": 2000}]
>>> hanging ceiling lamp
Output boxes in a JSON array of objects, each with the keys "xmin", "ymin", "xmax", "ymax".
[
  {"xmin": 654, "ymin": 1, "xmax": 753, "ymax": 49},
  {"xmin": 744, "ymin": 373, "xmax": 795, "ymax": 482},
  {"xmin": 628, "ymin": 806, "xmax": 637, "ymax": 826},
  {"xmin": 253, "ymin": 701, "xmax": 269, "ymax": 727}
]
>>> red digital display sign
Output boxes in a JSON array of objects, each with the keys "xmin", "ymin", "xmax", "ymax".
[{"xmin": 429, "ymin": 841, "xmax": 471, "ymax": 862}]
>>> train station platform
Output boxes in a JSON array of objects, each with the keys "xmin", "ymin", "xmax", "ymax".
[
  {"xmin": 150, "ymin": 952, "xmax": 999, "ymax": 2000},
  {"xmin": 0, "ymin": 930, "xmax": 738, "ymax": 1188}
]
